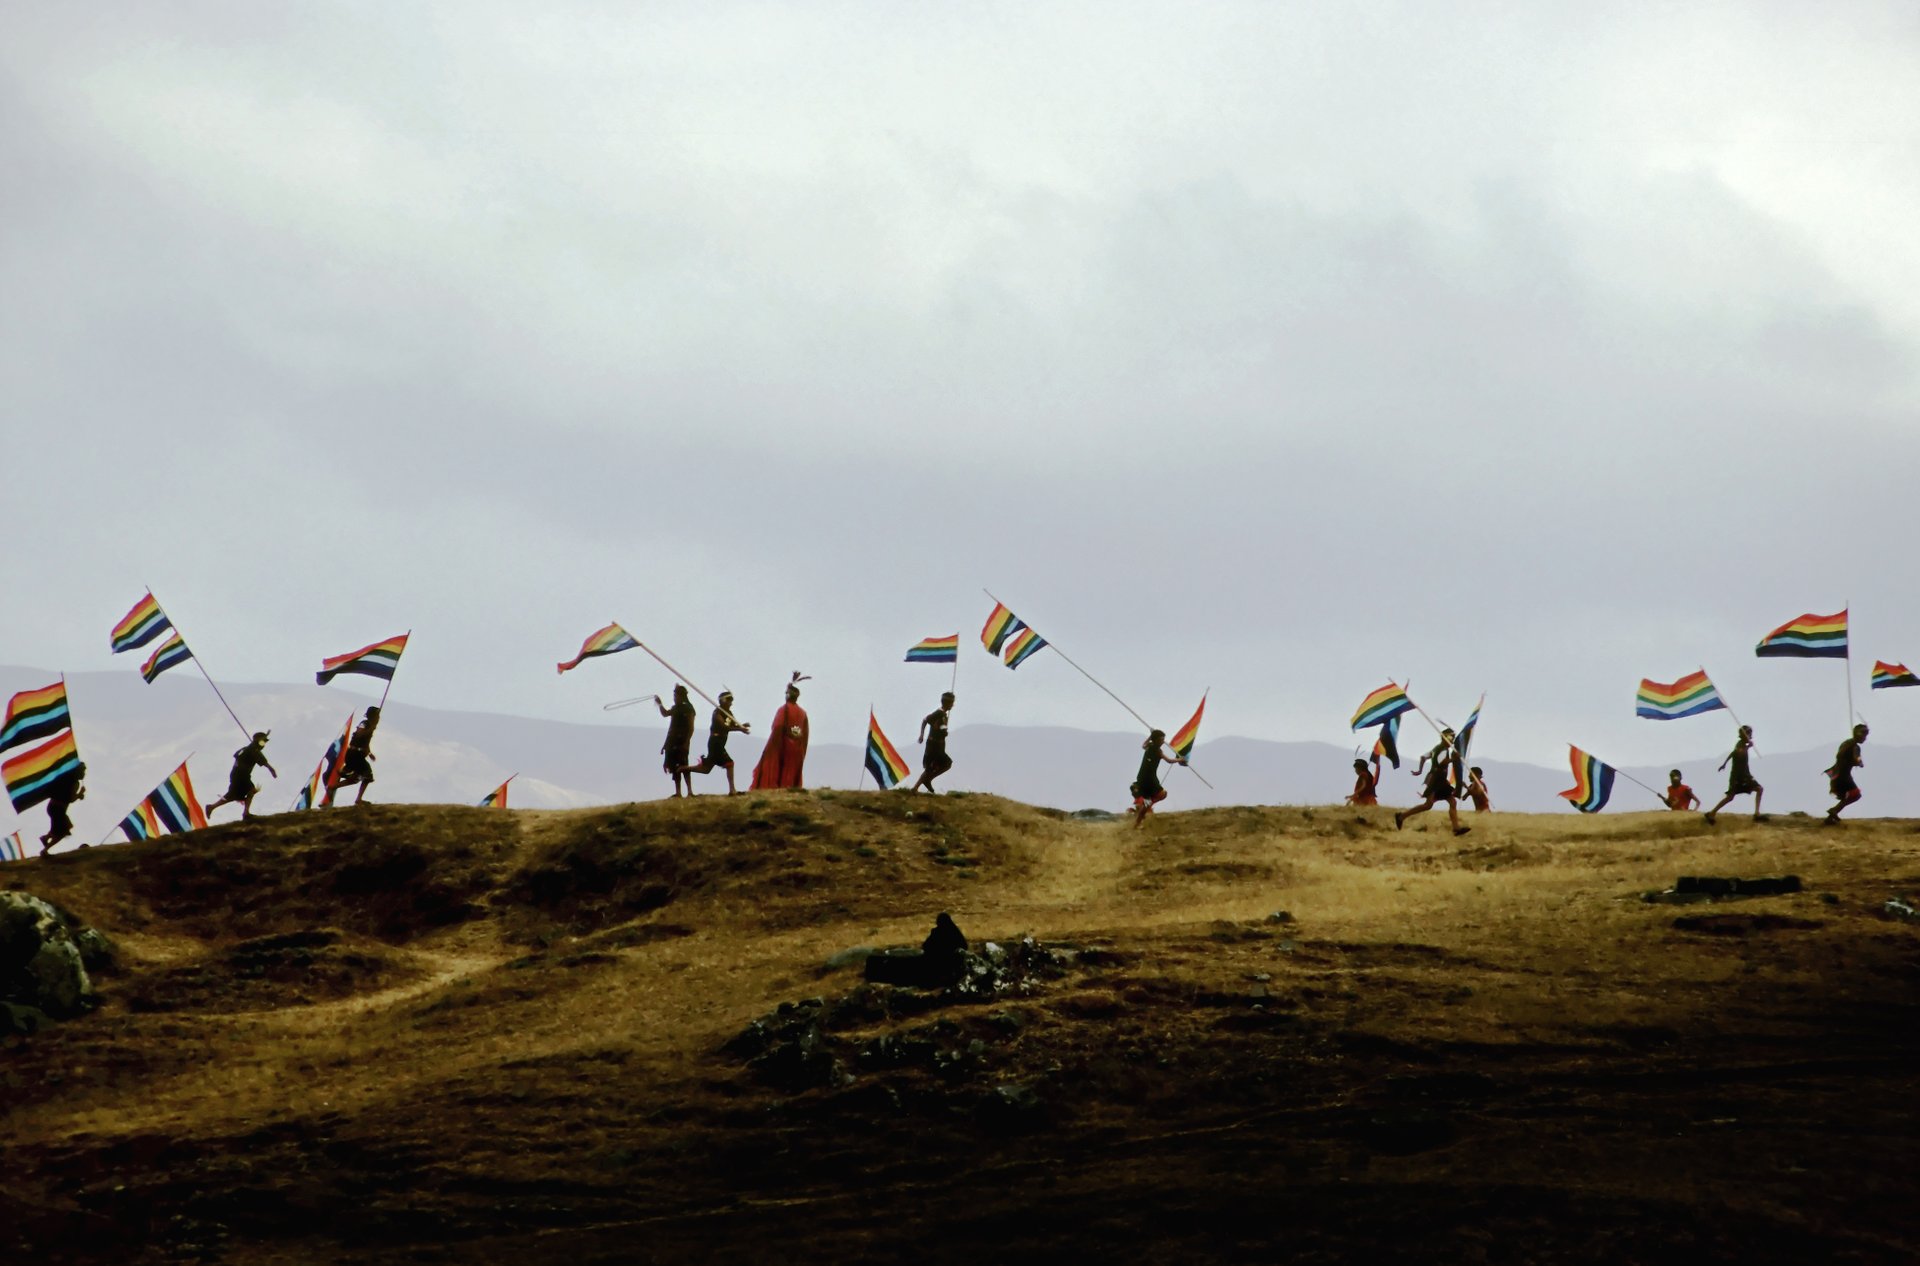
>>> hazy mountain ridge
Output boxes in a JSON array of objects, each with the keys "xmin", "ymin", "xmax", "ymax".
[{"xmin": 2, "ymin": 667, "xmax": 1905, "ymax": 848}]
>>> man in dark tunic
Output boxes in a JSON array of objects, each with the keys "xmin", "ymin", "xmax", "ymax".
[
  {"xmin": 206, "ymin": 732, "xmax": 278, "ymax": 821},
  {"xmin": 1704, "ymin": 725, "xmax": 1762, "ymax": 824},
  {"xmin": 657, "ymin": 686, "xmax": 697, "ymax": 798},
  {"xmin": 681, "ymin": 690, "xmax": 750, "ymax": 796},
  {"xmin": 325, "ymin": 707, "xmax": 380, "ymax": 807},
  {"xmin": 1396, "ymin": 728, "xmax": 1468, "ymax": 836},
  {"xmin": 38, "ymin": 761, "xmax": 86, "ymax": 854},
  {"xmin": 1129, "ymin": 728, "xmax": 1185, "ymax": 828},
  {"xmin": 1824, "ymin": 723, "xmax": 1868, "ymax": 825},
  {"xmin": 910, "ymin": 692, "xmax": 955, "ymax": 793}
]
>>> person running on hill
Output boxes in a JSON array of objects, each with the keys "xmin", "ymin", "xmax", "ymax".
[
  {"xmin": 1704, "ymin": 725, "xmax": 1761, "ymax": 824},
  {"xmin": 910, "ymin": 692, "xmax": 956, "ymax": 794},
  {"xmin": 206, "ymin": 732, "xmax": 278, "ymax": 821},
  {"xmin": 681, "ymin": 691, "xmax": 750, "ymax": 796},
  {"xmin": 1129, "ymin": 728, "xmax": 1186, "ymax": 828},
  {"xmin": 1396, "ymin": 729, "xmax": 1468, "ymax": 836},
  {"xmin": 1463, "ymin": 766, "xmax": 1492, "ymax": 813},
  {"xmin": 1823, "ymin": 723, "xmax": 1868, "ymax": 826},
  {"xmin": 1346, "ymin": 758, "xmax": 1378, "ymax": 806},
  {"xmin": 38, "ymin": 761, "xmax": 86, "ymax": 854},
  {"xmin": 324, "ymin": 707, "xmax": 381, "ymax": 807},
  {"xmin": 657, "ymin": 685, "xmax": 697, "ymax": 798},
  {"xmin": 1663, "ymin": 769, "xmax": 1700, "ymax": 811}
]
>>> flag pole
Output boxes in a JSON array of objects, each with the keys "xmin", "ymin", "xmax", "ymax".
[
  {"xmin": 1701, "ymin": 665, "xmax": 1743, "ymax": 732},
  {"xmin": 1610, "ymin": 761, "xmax": 1668, "ymax": 805},
  {"xmin": 151, "ymin": 593, "xmax": 252, "ymax": 742},
  {"xmin": 629, "ymin": 637, "xmax": 740, "ymax": 729},
  {"xmin": 982, "ymin": 589, "xmax": 1214, "ymax": 788},
  {"xmin": 377, "ymin": 630, "xmax": 411, "ymax": 711},
  {"xmin": 1844, "ymin": 602, "xmax": 1856, "ymax": 726}
]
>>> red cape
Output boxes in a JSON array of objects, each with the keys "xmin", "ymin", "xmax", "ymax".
[{"xmin": 750, "ymin": 702, "xmax": 809, "ymax": 790}]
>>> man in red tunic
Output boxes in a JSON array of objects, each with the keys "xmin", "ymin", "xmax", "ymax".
[{"xmin": 751, "ymin": 674, "xmax": 810, "ymax": 790}]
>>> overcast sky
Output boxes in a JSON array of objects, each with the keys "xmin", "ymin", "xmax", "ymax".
[{"xmin": 5, "ymin": 2, "xmax": 1918, "ymax": 777}]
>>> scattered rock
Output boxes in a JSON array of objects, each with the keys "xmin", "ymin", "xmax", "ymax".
[
  {"xmin": 1645, "ymin": 875, "xmax": 1803, "ymax": 904},
  {"xmin": 1883, "ymin": 898, "xmax": 1918, "ymax": 923},
  {"xmin": 0, "ymin": 892, "xmax": 102, "ymax": 1020},
  {"xmin": 1266, "ymin": 911, "xmax": 1295, "ymax": 925},
  {"xmin": 1676, "ymin": 875, "xmax": 1803, "ymax": 896},
  {"xmin": 823, "ymin": 945, "xmax": 875, "ymax": 971}
]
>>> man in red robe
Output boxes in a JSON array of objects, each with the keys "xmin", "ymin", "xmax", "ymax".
[{"xmin": 751, "ymin": 675, "xmax": 810, "ymax": 790}]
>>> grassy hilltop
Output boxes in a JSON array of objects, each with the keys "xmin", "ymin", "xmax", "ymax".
[{"xmin": 5, "ymin": 794, "xmax": 1919, "ymax": 1264}]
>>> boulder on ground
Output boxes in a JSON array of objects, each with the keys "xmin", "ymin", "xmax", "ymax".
[{"xmin": 0, "ymin": 892, "xmax": 104, "ymax": 1020}]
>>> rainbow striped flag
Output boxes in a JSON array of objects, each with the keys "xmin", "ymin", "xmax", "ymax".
[
  {"xmin": 3, "ymin": 730, "xmax": 81, "ymax": 813},
  {"xmin": 1558, "ymin": 746, "xmax": 1617, "ymax": 814},
  {"xmin": 1755, "ymin": 610, "xmax": 1847, "ymax": 659},
  {"xmin": 1351, "ymin": 682, "xmax": 1414, "ymax": 731},
  {"xmin": 981, "ymin": 604, "xmax": 1022, "ymax": 655},
  {"xmin": 294, "ymin": 717, "xmax": 354, "ymax": 810},
  {"xmin": 110, "ymin": 591, "xmax": 172, "ymax": 653},
  {"xmin": 140, "ymin": 633, "xmax": 194, "ymax": 684},
  {"xmin": 905, "ymin": 634, "xmax": 960, "ymax": 664},
  {"xmin": 557, "ymin": 623, "xmax": 640, "ymax": 674},
  {"xmin": 1455, "ymin": 695, "xmax": 1484, "ymax": 761},
  {"xmin": 1, "ymin": 830, "xmax": 27, "ymax": 862},
  {"xmin": 478, "ymin": 776, "xmax": 513, "ymax": 809},
  {"xmin": 317, "ymin": 633, "xmax": 409, "ymax": 685},
  {"xmin": 1003, "ymin": 627, "xmax": 1048, "ymax": 669},
  {"xmin": 1371, "ymin": 714, "xmax": 1401, "ymax": 768},
  {"xmin": 864, "ymin": 712, "xmax": 910, "ymax": 789},
  {"xmin": 118, "ymin": 799, "xmax": 162, "ymax": 843},
  {"xmin": 144, "ymin": 761, "xmax": 208, "ymax": 834},
  {"xmin": 1169, "ymin": 693, "xmax": 1206, "ymax": 761},
  {"xmin": 1, "ymin": 681, "xmax": 70, "ymax": 754},
  {"xmin": 1635, "ymin": 670, "xmax": 1726, "ymax": 720},
  {"xmin": 1871, "ymin": 660, "xmax": 1919, "ymax": 689}
]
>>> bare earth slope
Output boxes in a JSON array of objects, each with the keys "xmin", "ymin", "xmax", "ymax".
[{"xmin": 5, "ymin": 795, "xmax": 1918, "ymax": 1264}]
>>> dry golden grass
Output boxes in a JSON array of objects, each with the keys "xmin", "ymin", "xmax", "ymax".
[{"xmin": 4, "ymin": 792, "xmax": 1918, "ymax": 1264}]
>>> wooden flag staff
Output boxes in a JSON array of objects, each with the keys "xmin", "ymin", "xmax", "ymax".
[
  {"xmin": 145, "ymin": 588, "xmax": 252, "ymax": 743},
  {"xmin": 376, "ymin": 630, "xmax": 412, "ymax": 712},
  {"xmin": 626, "ymin": 637, "xmax": 745, "ymax": 732},
  {"xmin": 981, "ymin": 588, "xmax": 1214, "ymax": 790}
]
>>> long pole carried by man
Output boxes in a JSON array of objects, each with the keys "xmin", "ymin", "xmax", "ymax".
[{"xmin": 981, "ymin": 589, "xmax": 1214, "ymax": 789}]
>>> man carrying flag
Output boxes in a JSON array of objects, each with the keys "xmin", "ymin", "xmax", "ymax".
[
  {"xmin": 39, "ymin": 761, "xmax": 87, "ymax": 854},
  {"xmin": 1704, "ymin": 725, "xmax": 1762, "ymax": 825},
  {"xmin": 1824, "ymin": 723, "xmax": 1869, "ymax": 826},
  {"xmin": 681, "ymin": 691, "xmax": 750, "ymax": 796},
  {"xmin": 324, "ymin": 708, "xmax": 382, "ymax": 807},
  {"xmin": 657, "ymin": 686, "xmax": 698, "ymax": 798},
  {"xmin": 909, "ymin": 692, "xmax": 956, "ymax": 794},
  {"xmin": 206, "ymin": 733, "xmax": 278, "ymax": 821},
  {"xmin": 1396, "ymin": 729, "xmax": 1468, "ymax": 836}
]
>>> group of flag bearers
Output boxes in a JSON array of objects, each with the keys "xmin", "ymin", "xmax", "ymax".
[
  {"xmin": 4, "ymin": 597, "xmax": 1913, "ymax": 860},
  {"xmin": 1343, "ymin": 608, "xmax": 1907, "ymax": 830},
  {"xmin": 1, "ymin": 591, "xmax": 406, "ymax": 857}
]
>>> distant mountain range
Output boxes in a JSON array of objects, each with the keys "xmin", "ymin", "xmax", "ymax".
[{"xmin": 3, "ymin": 666, "xmax": 1906, "ymax": 849}]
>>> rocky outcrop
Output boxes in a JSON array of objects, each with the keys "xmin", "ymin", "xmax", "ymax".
[{"xmin": 0, "ymin": 891, "xmax": 112, "ymax": 1022}]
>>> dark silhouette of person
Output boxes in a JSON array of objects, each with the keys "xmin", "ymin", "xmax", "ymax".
[
  {"xmin": 1130, "ymin": 729, "xmax": 1185, "ymax": 828},
  {"xmin": 681, "ymin": 690, "xmax": 750, "ymax": 796},
  {"xmin": 1704, "ymin": 725, "xmax": 1762, "ymax": 824},
  {"xmin": 1824, "ymin": 723, "xmax": 1869, "ymax": 825},
  {"xmin": 325, "ymin": 707, "xmax": 381, "ymax": 807},
  {"xmin": 657, "ymin": 686, "xmax": 697, "ymax": 798},
  {"xmin": 39, "ymin": 761, "xmax": 86, "ymax": 854},
  {"xmin": 910, "ymin": 692, "xmax": 955, "ymax": 793},
  {"xmin": 207, "ymin": 732, "xmax": 277, "ymax": 821}
]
